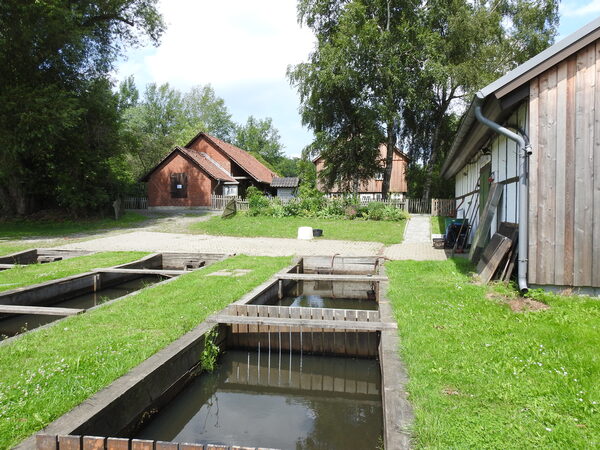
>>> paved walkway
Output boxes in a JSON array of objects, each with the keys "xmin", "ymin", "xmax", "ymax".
[
  {"xmin": 54, "ymin": 214, "xmax": 450, "ymax": 261},
  {"xmin": 384, "ymin": 214, "xmax": 448, "ymax": 261},
  {"xmin": 57, "ymin": 231, "xmax": 384, "ymax": 257}
]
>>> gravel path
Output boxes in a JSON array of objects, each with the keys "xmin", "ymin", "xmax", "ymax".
[{"xmin": 57, "ymin": 231, "xmax": 384, "ymax": 257}]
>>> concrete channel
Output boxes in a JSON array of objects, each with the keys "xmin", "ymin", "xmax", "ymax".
[
  {"xmin": 0, "ymin": 252, "xmax": 229, "ymax": 343},
  {"xmin": 0, "ymin": 249, "xmax": 94, "ymax": 270},
  {"xmin": 22, "ymin": 256, "xmax": 413, "ymax": 450}
]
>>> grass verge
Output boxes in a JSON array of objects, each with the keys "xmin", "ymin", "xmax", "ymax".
[
  {"xmin": 386, "ymin": 259, "xmax": 600, "ymax": 448},
  {"xmin": 0, "ymin": 255, "xmax": 291, "ymax": 448},
  {"xmin": 0, "ymin": 243, "xmax": 34, "ymax": 257},
  {"xmin": 430, "ymin": 216, "xmax": 449, "ymax": 235},
  {"xmin": 0, "ymin": 212, "xmax": 147, "ymax": 239},
  {"xmin": 190, "ymin": 214, "xmax": 407, "ymax": 245},
  {"xmin": 0, "ymin": 252, "xmax": 148, "ymax": 293}
]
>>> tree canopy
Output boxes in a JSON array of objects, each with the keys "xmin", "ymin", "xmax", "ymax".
[
  {"xmin": 289, "ymin": 0, "xmax": 559, "ymax": 199},
  {"xmin": 0, "ymin": 0, "xmax": 164, "ymax": 215}
]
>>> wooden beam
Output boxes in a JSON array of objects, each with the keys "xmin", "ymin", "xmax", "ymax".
[
  {"xmin": 469, "ymin": 182, "xmax": 504, "ymax": 263},
  {"xmin": 209, "ymin": 314, "xmax": 395, "ymax": 331},
  {"xmin": 0, "ymin": 264, "xmax": 15, "ymax": 269},
  {"xmin": 277, "ymin": 273, "xmax": 387, "ymax": 282},
  {"xmin": 0, "ymin": 305, "xmax": 84, "ymax": 316},
  {"xmin": 92, "ymin": 268, "xmax": 191, "ymax": 276}
]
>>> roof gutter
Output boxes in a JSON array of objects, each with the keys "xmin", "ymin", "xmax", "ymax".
[{"xmin": 474, "ymin": 105, "xmax": 531, "ymax": 293}]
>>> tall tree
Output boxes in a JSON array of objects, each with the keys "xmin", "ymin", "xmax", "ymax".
[
  {"xmin": 404, "ymin": 0, "xmax": 559, "ymax": 199},
  {"xmin": 290, "ymin": 0, "xmax": 559, "ymax": 200},
  {"xmin": 0, "ymin": 0, "xmax": 164, "ymax": 215},
  {"xmin": 234, "ymin": 116, "xmax": 285, "ymax": 165},
  {"xmin": 120, "ymin": 82, "xmax": 236, "ymax": 179}
]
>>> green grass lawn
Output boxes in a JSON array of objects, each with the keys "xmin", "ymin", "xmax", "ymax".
[
  {"xmin": 0, "ymin": 255, "xmax": 291, "ymax": 448},
  {"xmin": 0, "ymin": 252, "xmax": 148, "ymax": 293},
  {"xmin": 190, "ymin": 214, "xmax": 407, "ymax": 245},
  {"xmin": 386, "ymin": 259, "xmax": 600, "ymax": 448},
  {"xmin": 0, "ymin": 243, "xmax": 34, "ymax": 257},
  {"xmin": 0, "ymin": 212, "xmax": 148, "ymax": 239},
  {"xmin": 430, "ymin": 216, "xmax": 449, "ymax": 234}
]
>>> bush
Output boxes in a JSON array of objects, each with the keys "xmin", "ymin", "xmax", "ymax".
[
  {"xmin": 382, "ymin": 205, "xmax": 410, "ymax": 221},
  {"xmin": 239, "ymin": 188, "xmax": 409, "ymax": 222},
  {"xmin": 367, "ymin": 201, "xmax": 385, "ymax": 221},
  {"xmin": 246, "ymin": 186, "xmax": 269, "ymax": 210}
]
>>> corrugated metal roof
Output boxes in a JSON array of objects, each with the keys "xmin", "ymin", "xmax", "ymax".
[{"xmin": 271, "ymin": 177, "xmax": 300, "ymax": 188}]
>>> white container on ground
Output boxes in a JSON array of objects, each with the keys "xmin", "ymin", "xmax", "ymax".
[{"xmin": 297, "ymin": 226, "xmax": 313, "ymax": 240}]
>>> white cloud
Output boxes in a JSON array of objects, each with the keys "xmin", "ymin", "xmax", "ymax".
[
  {"xmin": 561, "ymin": 0, "xmax": 600, "ymax": 17},
  {"xmin": 141, "ymin": 0, "xmax": 315, "ymax": 88}
]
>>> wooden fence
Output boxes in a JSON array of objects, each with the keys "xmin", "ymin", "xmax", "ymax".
[
  {"xmin": 407, "ymin": 198, "xmax": 431, "ymax": 214},
  {"xmin": 431, "ymin": 198, "xmax": 455, "ymax": 217},
  {"xmin": 123, "ymin": 197, "xmax": 148, "ymax": 209},
  {"xmin": 210, "ymin": 195, "xmax": 249, "ymax": 211}
]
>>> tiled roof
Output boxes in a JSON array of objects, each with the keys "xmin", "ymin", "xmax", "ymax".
[
  {"xmin": 139, "ymin": 146, "xmax": 236, "ymax": 182},
  {"xmin": 271, "ymin": 177, "xmax": 299, "ymax": 188},
  {"xmin": 187, "ymin": 133, "xmax": 277, "ymax": 184},
  {"xmin": 177, "ymin": 147, "xmax": 236, "ymax": 182}
]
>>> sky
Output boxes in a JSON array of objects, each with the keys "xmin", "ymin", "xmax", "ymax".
[{"xmin": 114, "ymin": 0, "xmax": 600, "ymax": 158}]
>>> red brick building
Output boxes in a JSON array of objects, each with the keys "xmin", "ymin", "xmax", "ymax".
[{"xmin": 141, "ymin": 133, "xmax": 276, "ymax": 208}]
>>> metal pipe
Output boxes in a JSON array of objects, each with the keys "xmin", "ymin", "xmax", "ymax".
[{"xmin": 474, "ymin": 105, "xmax": 531, "ymax": 293}]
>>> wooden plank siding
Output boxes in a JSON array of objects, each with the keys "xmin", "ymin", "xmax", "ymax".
[{"xmin": 528, "ymin": 40, "xmax": 600, "ymax": 287}]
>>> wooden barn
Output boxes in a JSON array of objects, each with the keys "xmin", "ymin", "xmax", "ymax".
[
  {"xmin": 141, "ymin": 133, "xmax": 276, "ymax": 209},
  {"xmin": 442, "ymin": 17, "xmax": 600, "ymax": 295},
  {"xmin": 313, "ymin": 144, "xmax": 409, "ymax": 200}
]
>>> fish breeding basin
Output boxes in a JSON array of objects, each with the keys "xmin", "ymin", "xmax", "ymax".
[
  {"xmin": 28, "ymin": 257, "xmax": 411, "ymax": 450},
  {"xmin": 0, "ymin": 249, "xmax": 94, "ymax": 270},
  {"xmin": 0, "ymin": 252, "xmax": 228, "ymax": 340}
]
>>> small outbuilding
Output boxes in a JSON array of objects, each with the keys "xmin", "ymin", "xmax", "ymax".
[
  {"xmin": 271, "ymin": 177, "xmax": 299, "ymax": 200},
  {"xmin": 140, "ymin": 133, "xmax": 276, "ymax": 209},
  {"xmin": 442, "ymin": 17, "xmax": 600, "ymax": 294}
]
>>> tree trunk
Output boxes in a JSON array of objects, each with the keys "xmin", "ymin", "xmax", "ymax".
[
  {"xmin": 421, "ymin": 115, "xmax": 443, "ymax": 201},
  {"xmin": 381, "ymin": 121, "xmax": 395, "ymax": 200}
]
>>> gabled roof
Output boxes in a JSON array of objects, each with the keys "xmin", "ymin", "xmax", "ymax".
[
  {"xmin": 186, "ymin": 132, "xmax": 276, "ymax": 184},
  {"xmin": 312, "ymin": 144, "xmax": 410, "ymax": 164},
  {"xmin": 139, "ymin": 146, "xmax": 236, "ymax": 183},
  {"xmin": 271, "ymin": 177, "xmax": 300, "ymax": 188},
  {"xmin": 442, "ymin": 16, "xmax": 600, "ymax": 179}
]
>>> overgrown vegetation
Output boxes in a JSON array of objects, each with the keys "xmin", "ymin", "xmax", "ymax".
[
  {"xmin": 0, "ymin": 255, "xmax": 291, "ymax": 448},
  {"xmin": 0, "ymin": 252, "xmax": 147, "ymax": 293},
  {"xmin": 200, "ymin": 326, "xmax": 220, "ymax": 372},
  {"xmin": 386, "ymin": 259, "xmax": 600, "ymax": 448},
  {"xmin": 0, "ymin": 212, "xmax": 147, "ymax": 239},
  {"xmin": 245, "ymin": 186, "xmax": 409, "ymax": 222},
  {"xmin": 191, "ymin": 214, "xmax": 406, "ymax": 245}
]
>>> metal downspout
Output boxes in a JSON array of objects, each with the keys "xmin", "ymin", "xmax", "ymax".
[{"xmin": 474, "ymin": 105, "xmax": 531, "ymax": 293}]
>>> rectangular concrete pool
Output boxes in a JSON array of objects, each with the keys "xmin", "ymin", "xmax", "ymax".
[{"xmin": 134, "ymin": 348, "xmax": 383, "ymax": 449}]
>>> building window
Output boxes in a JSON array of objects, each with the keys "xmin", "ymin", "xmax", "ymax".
[
  {"xmin": 374, "ymin": 171, "xmax": 384, "ymax": 181},
  {"xmin": 170, "ymin": 173, "xmax": 187, "ymax": 198},
  {"xmin": 223, "ymin": 185, "xmax": 238, "ymax": 197}
]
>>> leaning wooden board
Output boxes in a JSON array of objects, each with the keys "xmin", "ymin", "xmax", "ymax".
[
  {"xmin": 469, "ymin": 182, "xmax": 504, "ymax": 263},
  {"xmin": 477, "ymin": 233, "xmax": 513, "ymax": 284}
]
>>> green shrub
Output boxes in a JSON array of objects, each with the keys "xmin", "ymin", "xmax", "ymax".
[
  {"xmin": 382, "ymin": 205, "xmax": 410, "ymax": 221},
  {"xmin": 367, "ymin": 201, "xmax": 385, "ymax": 221},
  {"xmin": 246, "ymin": 186, "xmax": 269, "ymax": 210}
]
